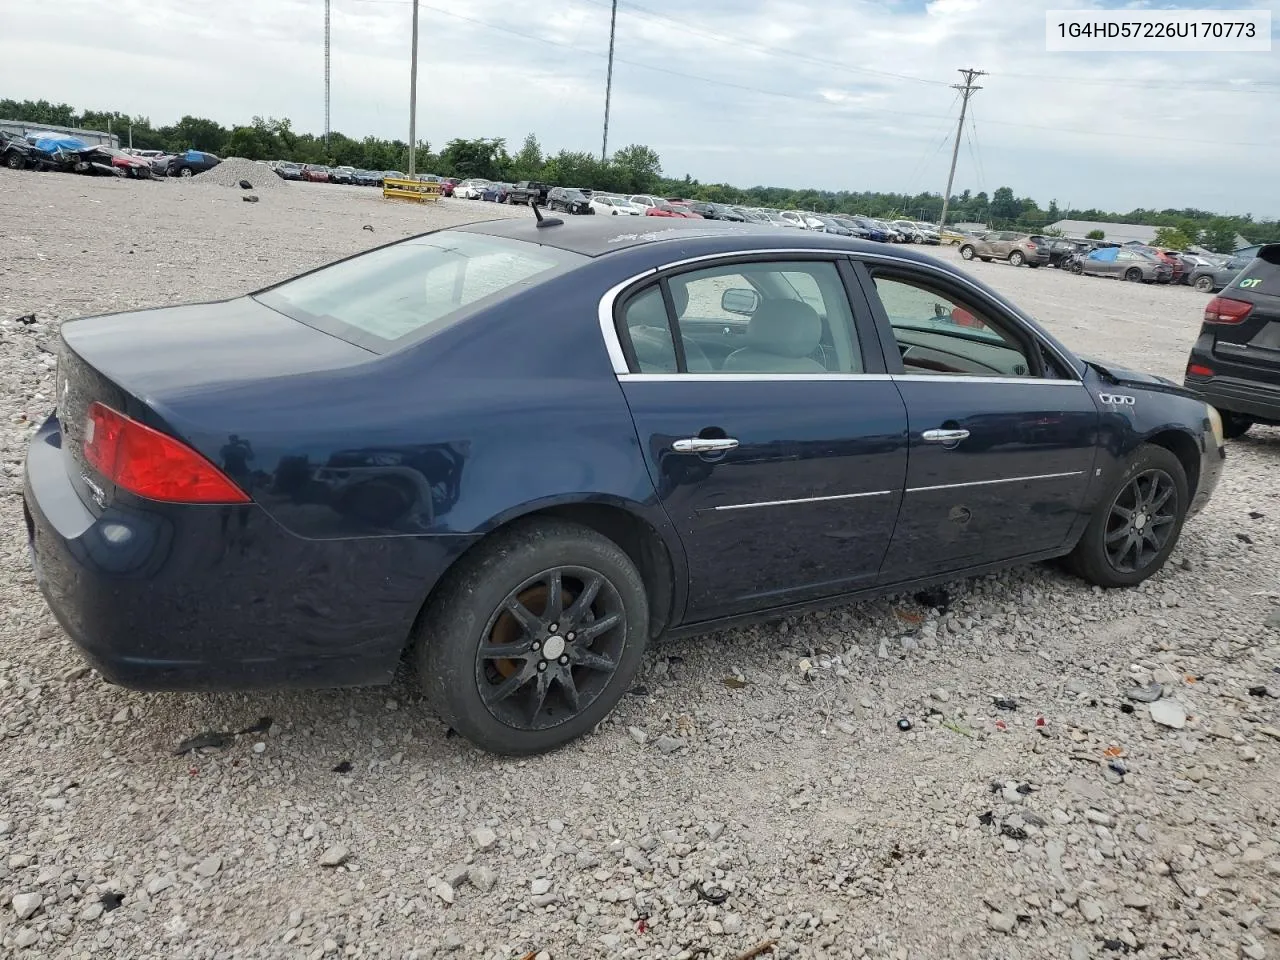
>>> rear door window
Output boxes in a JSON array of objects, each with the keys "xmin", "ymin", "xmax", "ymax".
[
  {"xmin": 1229, "ymin": 249, "xmax": 1280, "ymax": 296},
  {"xmin": 255, "ymin": 232, "xmax": 587, "ymax": 353}
]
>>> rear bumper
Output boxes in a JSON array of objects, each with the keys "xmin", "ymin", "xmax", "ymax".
[
  {"xmin": 23, "ymin": 415, "xmax": 475, "ymax": 691},
  {"xmin": 1184, "ymin": 373, "xmax": 1280, "ymax": 424}
]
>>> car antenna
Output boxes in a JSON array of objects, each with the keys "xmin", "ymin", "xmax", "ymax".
[{"xmin": 531, "ymin": 198, "xmax": 563, "ymax": 229}]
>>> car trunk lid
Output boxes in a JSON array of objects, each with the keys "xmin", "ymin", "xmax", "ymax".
[{"xmin": 56, "ymin": 296, "xmax": 377, "ymax": 514}]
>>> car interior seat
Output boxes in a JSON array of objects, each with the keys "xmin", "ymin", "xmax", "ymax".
[{"xmin": 721, "ymin": 300, "xmax": 827, "ymax": 373}]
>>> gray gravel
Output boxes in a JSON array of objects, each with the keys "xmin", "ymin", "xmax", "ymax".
[{"xmin": 1, "ymin": 171, "xmax": 1279, "ymax": 959}]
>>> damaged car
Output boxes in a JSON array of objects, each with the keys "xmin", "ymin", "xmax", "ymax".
[{"xmin": 23, "ymin": 219, "xmax": 1223, "ymax": 755}]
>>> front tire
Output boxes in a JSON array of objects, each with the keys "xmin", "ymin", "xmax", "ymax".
[
  {"xmin": 959, "ymin": 245, "xmax": 975, "ymax": 260},
  {"xmin": 4, "ymin": 152, "xmax": 24, "ymax": 170},
  {"xmin": 415, "ymin": 519, "xmax": 650, "ymax": 755},
  {"xmin": 1067, "ymin": 443, "xmax": 1188, "ymax": 588}
]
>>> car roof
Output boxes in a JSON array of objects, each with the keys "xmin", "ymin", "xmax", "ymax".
[{"xmin": 453, "ymin": 216, "xmax": 949, "ymax": 262}]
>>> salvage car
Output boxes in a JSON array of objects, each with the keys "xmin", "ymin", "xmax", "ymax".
[
  {"xmin": 1183, "ymin": 244, "xmax": 1280, "ymax": 439},
  {"xmin": 167, "ymin": 149, "xmax": 220, "ymax": 178},
  {"xmin": 1, "ymin": 130, "xmax": 34, "ymax": 169},
  {"xmin": 301, "ymin": 164, "xmax": 331, "ymax": 183},
  {"xmin": 1189, "ymin": 255, "xmax": 1247, "ymax": 293},
  {"xmin": 23, "ymin": 219, "xmax": 1224, "ymax": 755},
  {"xmin": 1076, "ymin": 246, "xmax": 1171, "ymax": 283},
  {"xmin": 508, "ymin": 180, "xmax": 550, "ymax": 205},
  {"xmin": 958, "ymin": 231, "xmax": 1048, "ymax": 267},
  {"xmin": 547, "ymin": 187, "xmax": 595, "ymax": 215}
]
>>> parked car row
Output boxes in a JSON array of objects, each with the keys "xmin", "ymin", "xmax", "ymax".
[
  {"xmin": 955, "ymin": 230, "xmax": 1249, "ymax": 291},
  {"xmin": 1, "ymin": 132, "xmax": 217, "ymax": 180}
]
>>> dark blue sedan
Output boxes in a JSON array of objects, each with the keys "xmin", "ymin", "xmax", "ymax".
[{"xmin": 24, "ymin": 218, "xmax": 1224, "ymax": 754}]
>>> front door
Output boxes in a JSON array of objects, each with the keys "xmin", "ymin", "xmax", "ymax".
[
  {"xmin": 856, "ymin": 265, "xmax": 1100, "ymax": 581},
  {"xmin": 613, "ymin": 258, "xmax": 909, "ymax": 622}
]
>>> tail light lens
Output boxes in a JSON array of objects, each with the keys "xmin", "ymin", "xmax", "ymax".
[
  {"xmin": 1186, "ymin": 363, "xmax": 1214, "ymax": 378},
  {"xmin": 83, "ymin": 402, "xmax": 249, "ymax": 504},
  {"xmin": 1204, "ymin": 297, "xmax": 1252, "ymax": 324}
]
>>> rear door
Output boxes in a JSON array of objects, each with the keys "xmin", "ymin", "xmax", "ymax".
[
  {"xmin": 610, "ymin": 256, "xmax": 909, "ymax": 622},
  {"xmin": 852, "ymin": 261, "xmax": 1099, "ymax": 580}
]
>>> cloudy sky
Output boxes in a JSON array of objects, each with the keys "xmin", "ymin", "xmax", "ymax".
[{"xmin": 3, "ymin": 0, "xmax": 1277, "ymax": 217}]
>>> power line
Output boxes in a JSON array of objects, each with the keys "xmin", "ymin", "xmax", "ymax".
[{"xmin": 938, "ymin": 68, "xmax": 984, "ymax": 230}]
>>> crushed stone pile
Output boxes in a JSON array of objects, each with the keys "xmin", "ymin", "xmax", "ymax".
[{"xmin": 187, "ymin": 157, "xmax": 287, "ymax": 191}]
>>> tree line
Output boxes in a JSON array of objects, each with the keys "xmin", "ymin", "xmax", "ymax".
[{"xmin": 4, "ymin": 97, "xmax": 1276, "ymax": 253}]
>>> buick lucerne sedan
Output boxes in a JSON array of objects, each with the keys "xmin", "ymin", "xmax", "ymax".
[{"xmin": 24, "ymin": 219, "xmax": 1225, "ymax": 754}]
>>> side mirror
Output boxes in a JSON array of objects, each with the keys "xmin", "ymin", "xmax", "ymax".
[{"xmin": 721, "ymin": 288, "xmax": 760, "ymax": 316}]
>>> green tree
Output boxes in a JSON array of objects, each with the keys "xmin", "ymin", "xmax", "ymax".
[
  {"xmin": 511, "ymin": 133, "xmax": 544, "ymax": 180},
  {"xmin": 438, "ymin": 137, "xmax": 508, "ymax": 179},
  {"xmin": 1086, "ymin": 229, "xmax": 1105, "ymax": 240},
  {"xmin": 610, "ymin": 143, "xmax": 662, "ymax": 193},
  {"xmin": 1152, "ymin": 226, "xmax": 1193, "ymax": 250},
  {"xmin": 989, "ymin": 186, "xmax": 1020, "ymax": 224},
  {"xmin": 161, "ymin": 115, "xmax": 228, "ymax": 152},
  {"xmin": 1200, "ymin": 220, "xmax": 1240, "ymax": 254}
]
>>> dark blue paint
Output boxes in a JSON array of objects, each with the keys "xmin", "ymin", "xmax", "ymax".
[{"xmin": 23, "ymin": 221, "xmax": 1223, "ymax": 692}]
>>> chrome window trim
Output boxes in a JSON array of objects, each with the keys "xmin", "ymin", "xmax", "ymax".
[
  {"xmin": 595, "ymin": 246, "xmax": 1083, "ymax": 381},
  {"xmin": 710, "ymin": 490, "xmax": 893, "ymax": 512},
  {"xmin": 905, "ymin": 470, "xmax": 1085, "ymax": 494},
  {"xmin": 598, "ymin": 268, "xmax": 657, "ymax": 374},
  {"xmin": 619, "ymin": 373, "xmax": 893, "ymax": 383},
  {"xmin": 894, "ymin": 374, "xmax": 1083, "ymax": 387}
]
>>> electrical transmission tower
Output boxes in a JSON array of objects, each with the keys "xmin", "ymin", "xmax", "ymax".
[
  {"xmin": 324, "ymin": 0, "xmax": 331, "ymax": 146},
  {"xmin": 937, "ymin": 67, "xmax": 985, "ymax": 231}
]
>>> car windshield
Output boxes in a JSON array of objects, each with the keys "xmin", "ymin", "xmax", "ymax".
[{"xmin": 254, "ymin": 231, "xmax": 588, "ymax": 353}]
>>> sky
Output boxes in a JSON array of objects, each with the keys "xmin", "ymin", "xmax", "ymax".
[{"xmin": 2, "ymin": 0, "xmax": 1278, "ymax": 218}]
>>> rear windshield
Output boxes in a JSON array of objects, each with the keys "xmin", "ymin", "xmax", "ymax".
[
  {"xmin": 254, "ymin": 231, "xmax": 586, "ymax": 352},
  {"xmin": 1228, "ymin": 247, "xmax": 1280, "ymax": 296}
]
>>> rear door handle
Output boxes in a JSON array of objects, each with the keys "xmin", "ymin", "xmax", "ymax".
[
  {"xmin": 672, "ymin": 437, "xmax": 740, "ymax": 454},
  {"xmin": 922, "ymin": 428, "xmax": 970, "ymax": 444}
]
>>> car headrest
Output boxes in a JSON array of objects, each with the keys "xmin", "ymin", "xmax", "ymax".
[
  {"xmin": 746, "ymin": 300, "xmax": 822, "ymax": 359},
  {"xmin": 668, "ymin": 280, "xmax": 689, "ymax": 317}
]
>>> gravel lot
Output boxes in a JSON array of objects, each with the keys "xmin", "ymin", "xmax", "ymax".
[{"xmin": 1, "ymin": 171, "xmax": 1278, "ymax": 960}]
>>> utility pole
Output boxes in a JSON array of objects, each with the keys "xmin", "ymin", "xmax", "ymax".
[
  {"xmin": 937, "ymin": 67, "xmax": 985, "ymax": 231},
  {"xmin": 601, "ymin": 0, "xmax": 618, "ymax": 162},
  {"xmin": 408, "ymin": 0, "xmax": 419, "ymax": 176},
  {"xmin": 324, "ymin": 0, "xmax": 331, "ymax": 147}
]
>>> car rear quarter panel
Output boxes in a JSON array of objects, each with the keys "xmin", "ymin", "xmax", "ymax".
[{"xmin": 160, "ymin": 258, "xmax": 682, "ymax": 579}]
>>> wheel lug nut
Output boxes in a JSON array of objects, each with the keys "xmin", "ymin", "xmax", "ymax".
[
  {"xmin": 566, "ymin": 632, "xmax": 576, "ymax": 641},
  {"xmin": 537, "ymin": 661, "xmax": 547, "ymax": 672},
  {"xmin": 548, "ymin": 623, "xmax": 559, "ymax": 633},
  {"xmin": 532, "ymin": 641, "xmax": 541, "ymax": 651},
  {"xmin": 559, "ymin": 655, "xmax": 569, "ymax": 665}
]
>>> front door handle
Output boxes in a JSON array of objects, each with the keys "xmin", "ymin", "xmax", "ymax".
[
  {"xmin": 922, "ymin": 428, "xmax": 970, "ymax": 444},
  {"xmin": 672, "ymin": 437, "xmax": 740, "ymax": 454}
]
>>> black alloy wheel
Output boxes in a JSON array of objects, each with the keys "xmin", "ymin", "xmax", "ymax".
[
  {"xmin": 416, "ymin": 519, "xmax": 648, "ymax": 754},
  {"xmin": 475, "ymin": 566, "xmax": 627, "ymax": 731},
  {"xmin": 1124, "ymin": 267, "xmax": 1143, "ymax": 282},
  {"xmin": 1103, "ymin": 469, "xmax": 1179, "ymax": 574},
  {"xmin": 1067, "ymin": 443, "xmax": 1188, "ymax": 588}
]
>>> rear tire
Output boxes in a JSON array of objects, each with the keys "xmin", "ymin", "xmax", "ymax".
[
  {"xmin": 1221, "ymin": 412, "xmax": 1253, "ymax": 439},
  {"xmin": 1194, "ymin": 275, "xmax": 1214, "ymax": 292},
  {"xmin": 959, "ymin": 245, "xmax": 975, "ymax": 260},
  {"xmin": 1009, "ymin": 251, "xmax": 1026, "ymax": 267},
  {"xmin": 1067, "ymin": 443, "xmax": 1188, "ymax": 588},
  {"xmin": 1124, "ymin": 267, "xmax": 1142, "ymax": 282},
  {"xmin": 414, "ymin": 519, "xmax": 649, "ymax": 755}
]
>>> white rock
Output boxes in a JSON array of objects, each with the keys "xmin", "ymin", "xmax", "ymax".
[
  {"xmin": 319, "ymin": 845, "xmax": 351, "ymax": 867},
  {"xmin": 722, "ymin": 913, "xmax": 744, "ymax": 935},
  {"xmin": 434, "ymin": 881, "xmax": 454, "ymax": 905},
  {"xmin": 470, "ymin": 827, "xmax": 497, "ymax": 851},
  {"xmin": 469, "ymin": 866, "xmax": 496, "ymax": 892},
  {"xmin": 628, "ymin": 726, "xmax": 647, "ymax": 744},
  {"xmin": 1080, "ymin": 900, "xmax": 1104, "ymax": 923},
  {"xmin": 988, "ymin": 912, "xmax": 1016, "ymax": 933},
  {"xmin": 1149, "ymin": 699, "xmax": 1187, "ymax": 729},
  {"xmin": 530, "ymin": 877, "xmax": 552, "ymax": 896},
  {"xmin": 11, "ymin": 892, "xmax": 42, "ymax": 920},
  {"xmin": 704, "ymin": 821, "xmax": 726, "ymax": 841},
  {"xmin": 194, "ymin": 855, "xmax": 221, "ymax": 878},
  {"xmin": 14, "ymin": 928, "xmax": 39, "ymax": 949}
]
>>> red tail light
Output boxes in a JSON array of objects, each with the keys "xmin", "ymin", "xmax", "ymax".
[
  {"xmin": 1186, "ymin": 363, "xmax": 1214, "ymax": 378},
  {"xmin": 83, "ymin": 402, "xmax": 249, "ymax": 504},
  {"xmin": 1204, "ymin": 297, "xmax": 1252, "ymax": 324}
]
